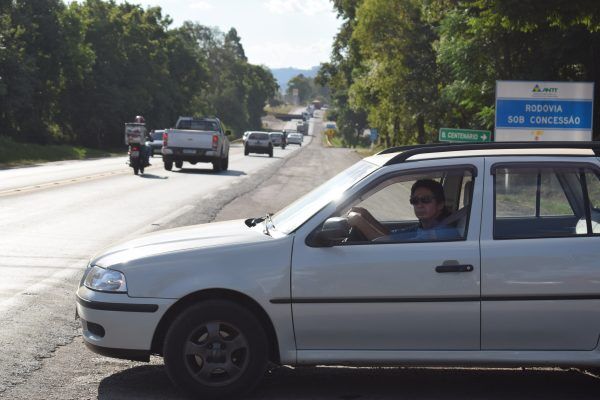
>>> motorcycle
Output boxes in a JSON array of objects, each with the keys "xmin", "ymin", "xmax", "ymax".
[
  {"xmin": 125, "ymin": 121, "xmax": 150, "ymax": 175},
  {"xmin": 128, "ymin": 144, "xmax": 147, "ymax": 175}
]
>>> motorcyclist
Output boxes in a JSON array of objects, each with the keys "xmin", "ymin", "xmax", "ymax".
[{"xmin": 135, "ymin": 115, "xmax": 151, "ymax": 166}]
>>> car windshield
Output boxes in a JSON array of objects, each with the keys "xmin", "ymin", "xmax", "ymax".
[
  {"xmin": 270, "ymin": 133, "xmax": 282, "ymax": 138},
  {"xmin": 250, "ymin": 133, "xmax": 269, "ymax": 140},
  {"xmin": 271, "ymin": 160, "xmax": 378, "ymax": 234},
  {"xmin": 151, "ymin": 131, "xmax": 163, "ymax": 140}
]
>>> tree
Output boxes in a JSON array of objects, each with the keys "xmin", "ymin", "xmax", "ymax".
[
  {"xmin": 286, "ymin": 74, "xmax": 313, "ymax": 103},
  {"xmin": 350, "ymin": 0, "xmax": 439, "ymax": 145},
  {"xmin": 317, "ymin": 0, "xmax": 369, "ymax": 147}
]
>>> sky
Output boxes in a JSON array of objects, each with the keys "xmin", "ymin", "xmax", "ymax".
[{"xmin": 118, "ymin": 0, "xmax": 343, "ymax": 69}]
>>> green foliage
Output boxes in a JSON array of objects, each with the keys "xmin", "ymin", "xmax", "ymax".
[
  {"xmin": 286, "ymin": 74, "xmax": 329, "ymax": 104},
  {"xmin": 0, "ymin": 0, "xmax": 278, "ymax": 148},
  {"xmin": 325, "ymin": 0, "xmax": 600, "ymax": 145},
  {"xmin": 0, "ymin": 136, "xmax": 115, "ymax": 165}
]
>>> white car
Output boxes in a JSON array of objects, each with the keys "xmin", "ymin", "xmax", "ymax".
[
  {"xmin": 269, "ymin": 131, "xmax": 284, "ymax": 148},
  {"xmin": 244, "ymin": 132, "xmax": 273, "ymax": 157},
  {"xmin": 77, "ymin": 142, "xmax": 600, "ymax": 399},
  {"xmin": 287, "ymin": 132, "xmax": 303, "ymax": 146}
]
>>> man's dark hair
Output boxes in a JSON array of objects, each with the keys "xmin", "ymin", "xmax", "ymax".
[{"xmin": 411, "ymin": 179, "xmax": 446, "ymax": 203}]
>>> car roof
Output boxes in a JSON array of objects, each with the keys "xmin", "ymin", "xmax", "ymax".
[{"xmin": 364, "ymin": 142, "xmax": 600, "ymax": 167}]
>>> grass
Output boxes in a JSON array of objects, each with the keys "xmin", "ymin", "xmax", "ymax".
[
  {"xmin": 0, "ymin": 136, "xmax": 122, "ymax": 167},
  {"xmin": 264, "ymin": 104, "xmax": 294, "ymax": 114},
  {"xmin": 323, "ymin": 132, "xmax": 385, "ymax": 158}
]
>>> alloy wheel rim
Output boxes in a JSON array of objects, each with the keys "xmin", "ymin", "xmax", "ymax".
[{"xmin": 183, "ymin": 320, "xmax": 250, "ymax": 387}]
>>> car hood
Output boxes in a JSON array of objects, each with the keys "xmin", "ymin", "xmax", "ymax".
[{"xmin": 91, "ymin": 219, "xmax": 270, "ymax": 268}]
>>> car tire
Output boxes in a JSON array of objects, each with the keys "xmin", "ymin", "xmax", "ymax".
[
  {"xmin": 268, "ymin": 147, "xmax": 273, "ymax": 158},
  {"xmin": 133, "ymin": 166, "xmax": 139, "ymax": 175},
  {"xmin": 213, "ymin": 158, "xmax": 223, "ymax": 172},
  {"xmin": 163, "ymin": 300, "xmax": 268, "ymax": 400},
  {"xmin": 164, "ymin": 160, "xmax": 173, "ymax": 171},
  {"xmin": 244, "ymin": 146, "xmax": 249, "ymax": 156},
  {"xmin": 222, "ymin": 155, "xmax": 229, "ymax": 171},
  {"xmin": 140, "ymin": 166, "xmax": 144, "ymax": 174},
  {"xmin": 175, "ymin": 160, "xmax": 183, "ymax": 169}
]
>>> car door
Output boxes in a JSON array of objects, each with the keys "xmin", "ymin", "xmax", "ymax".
[
  {"xmin": 480, "ymin": 156, "xmax": 600, "ymax": 350},
  {"xmin": 290, "ymin": 159, "xmax": 483, "ymax": 351}
]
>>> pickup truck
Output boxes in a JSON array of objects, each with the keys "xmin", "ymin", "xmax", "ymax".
[{"xmin": 162, "ymin": 117, "xmax": 230, "ymax": 172}]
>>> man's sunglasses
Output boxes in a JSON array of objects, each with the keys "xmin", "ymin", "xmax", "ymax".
[{"xmin": 409, "ymin": 195, "xmax": 435, "ymax": 205}]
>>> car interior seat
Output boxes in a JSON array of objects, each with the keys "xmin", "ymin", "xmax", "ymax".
[{"xmin": 441, "ymin": 180, "xmax": 473, "ymax": 237}]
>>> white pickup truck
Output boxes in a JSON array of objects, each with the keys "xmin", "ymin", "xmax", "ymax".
[{"xmin": 162, "ymin": 117, "xmax": 230, "ymax": 172}]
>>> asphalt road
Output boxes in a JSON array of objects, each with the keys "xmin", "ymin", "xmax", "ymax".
[{"xmin": 1, "ymin": 112, "xmax": 599, "ymax": 399}]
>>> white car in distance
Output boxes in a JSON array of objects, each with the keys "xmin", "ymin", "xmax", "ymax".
[{"xmin": 286, "ymin": 132, "xmax": 303, "ymax": 146}]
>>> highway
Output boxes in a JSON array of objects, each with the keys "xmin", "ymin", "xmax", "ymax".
[{"xmin": 1, "ymin": 111, "xmax": 599, "ymax": 399}]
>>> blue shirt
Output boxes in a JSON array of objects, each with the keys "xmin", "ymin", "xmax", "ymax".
[{"xmin": 374, "ymin": 223, "xmax": 460, "ymax": 243}]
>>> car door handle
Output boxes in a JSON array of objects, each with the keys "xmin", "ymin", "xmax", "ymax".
[{"xmin": 435, "ymin": 264, "xmax": 474, "ymax": 273}]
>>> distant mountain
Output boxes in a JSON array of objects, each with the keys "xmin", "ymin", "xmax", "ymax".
[{"xmin": 270, "ymin": 66, "xmax": 320, "ymax": 92}]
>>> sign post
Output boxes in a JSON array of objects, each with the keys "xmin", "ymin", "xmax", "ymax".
[
  {"xmin": 369, "ymin": 128, "xmax": 378, "ymax": 149},
  {"xmin": 439, "ymin": 128, "xmax": 491, "ymax": 143},
  {"xmin": 495, "ymin": 81, "xmax": 594, "ymax": 141}
]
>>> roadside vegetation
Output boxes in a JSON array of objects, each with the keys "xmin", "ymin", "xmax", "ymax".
[
  {"xmin": 319, "ymin": 0, "xmax": 600, "ymax": 148},
  {"xmin": 0, "ymin": 1, "xmax": 279, "ymax": 150},
  {"xmin": 0, "ymin": 136, "xmax": 118, "ymax": 167},
  {"xmin": 323, "ymin": 129, "xmax": 382, "ymax": 157},
  {"xmin": 264, "ymin": 104, "xmax": 294, "ymax": 114}
]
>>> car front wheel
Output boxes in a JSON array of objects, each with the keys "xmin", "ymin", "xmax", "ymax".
[{"xmin": 164, "ymin": 300, "xmax": 268, "ymax": 399}]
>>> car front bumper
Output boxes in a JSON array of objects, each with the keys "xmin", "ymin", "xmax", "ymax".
[{"xmin": 76, "ymin": 286, "xmax": 175, "ymax": 357}]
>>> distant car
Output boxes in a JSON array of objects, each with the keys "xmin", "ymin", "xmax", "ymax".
[
  {"xmin": 287, "ymin": 132, "xmax": 303, "ymax": 146},
  {"xmin": 244, "ymin": 132, "xmax": 273, "ymax": 157},
  {"xmin": 296, "ymin": 121, "xmax": 308, "ymax": 135},
  {"xmin": 243, "ymin": 131, "xmax": 268, "ymax": 145},
  {"xmin": 269, "ymin": 132, "xmax": 285, "ymax": 148},
  {"xmin": 146, "ymin": 130, "xmax": 164, "ymax": 156}
]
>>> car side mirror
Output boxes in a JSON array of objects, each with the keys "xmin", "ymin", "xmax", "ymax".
[
  {"xmin": 312, "ymin": 217, "xmax": 350, "ymax": 247},
  {"xmin": 225, "ymin": 130, "xmax": 231, "ymax": 136}
]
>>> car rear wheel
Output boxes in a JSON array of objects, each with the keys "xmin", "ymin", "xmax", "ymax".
[
  {"xmin": 268, "ymin": 147, "xmax": 273, "ymax": 158},
  {"xmin": 175, "ymin": 160, "xmax": 183, "ymax": 169},
  {"xmin": 244, "ymin": 146, "xmax": 249, "ymax": 156},
  {"xmin": 213, "ymin": 158, "xmax": 223, "ymax": 172},
  {"xmin": 164, "ymin": 160, "xmax": 173, "ymax": 171},
  {"xmin": 222, "ymin": 155, "xmax": 229, "ymax": 171},
  {"xmin": 164, "ymin": 300, "xmax": 268, "ymax": 399}
]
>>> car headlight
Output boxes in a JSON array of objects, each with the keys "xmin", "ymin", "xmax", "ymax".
[{"xmin": 83, "ymin": 265, "xmax": 127, "ymax": 293}]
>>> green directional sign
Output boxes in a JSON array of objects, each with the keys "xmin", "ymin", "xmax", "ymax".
[{"xmin": 439, "ymin": 128, "xmax": 492, "ymax": 143}]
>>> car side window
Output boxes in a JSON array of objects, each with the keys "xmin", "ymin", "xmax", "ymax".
[
  {"xmin": 584, "ymin": 170, "xmax": 600, "ymax": 233},
  {"xmin": 494, "ymin": 165, "xmax": 594, "ymax": 239},
  {"xmin": 339, "ymin": 168, "xmax": 474, "ymax": 244}
]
